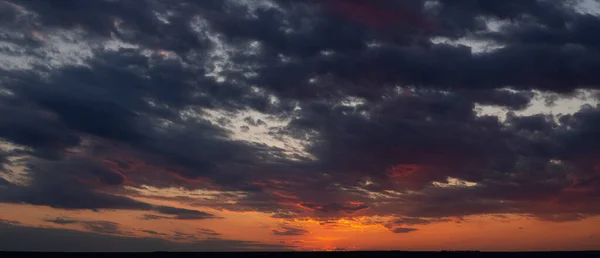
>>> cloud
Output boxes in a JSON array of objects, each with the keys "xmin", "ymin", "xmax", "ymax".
[
  {"xmin": 0, "ymin": 220, "xmax": 289, "ymax": 252},
  {"xmin": 0, "ymin": 177, "xmax": 10, "ymax": 186},
  {"xmin": 153, "ymin": 206, "xmax": 219, "ymax": 220},
  {"xmin": 243, "ymin": 117, "xmax": 267, "ymax": 127},
  {"xmin": 7, "ymin": 0, "xmax": 212, "ymax": 54},
  {"xmin": 0, "ymin": 0, "xmax": 599, "ymax": 237},
  {"xmin": 535, "ymin": 213, "xmax": 588, "ymax": 223},
  {"xmin": 382, "ymin": 217, "xmax": 451, "ymax": 234},
  {"xmin": 139, "ymin": 209, "xmax": 219, "ymax": 221},
  {"xmin": 140, "ymin": 230, "xmax": 168, "ymax": 236},
  {"xmin": 43, "ymin": 217, "xmax": 79, "ymax": 225},
  {"xmin": 140, "ymin": 214, "xmax": 170, "ymax": 220},
  {"xmin": 172, "ymin": 231, "xmax": 199, "ymax": 241},
  {"xmin": 272, "ymin": 227, "xmax": 309, "ymax": 236},
  {"xmin": 44, "ymin": 217, "xmax": 127, "ymax": 235},
  {"xmin": 0, "ymin": 178, "xmax": 153, "ymax": 210},
  {"xmin": 0, "ymin": 218, "xmax": 21, "ymax": 225},
  {"xmin": 81, "ymin": 221, "xmax": 127, "ymax": 235},
  {"xmin": 390, "ymin": 217, "xmax": 452, "ymax": 226},
  {"xmin": 197, "ymin": 228, "xmax": 221, "ymax": 236},
  {"xmin": 297, "ymin": 202, "xmax": 369, "ymax": 214},
  {"xmin": 391, "ymin": 227, "xmax": 419, "ymax": 234},
  {"xmin": 0, "ymin": 157, "xmax": 160, "ymax": 211}
]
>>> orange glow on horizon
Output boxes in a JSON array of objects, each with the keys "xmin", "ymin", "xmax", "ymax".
[{"xmin": 1, "ymin": 201, "xmax": 599, "ymax": 251}]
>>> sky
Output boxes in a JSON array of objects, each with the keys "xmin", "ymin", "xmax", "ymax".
[{"xmin": 1, "ymin": 0, "xmax": 600, "ymax": 252}]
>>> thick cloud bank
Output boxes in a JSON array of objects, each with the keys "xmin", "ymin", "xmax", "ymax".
[{"xmin": 1, "ymin": 0, "xmax": 599, "ymax": 230}]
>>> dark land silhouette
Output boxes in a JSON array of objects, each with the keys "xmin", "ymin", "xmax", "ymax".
[{"xmin": 1, "ymin": 251, "xmax": 600, "ymax": 258}]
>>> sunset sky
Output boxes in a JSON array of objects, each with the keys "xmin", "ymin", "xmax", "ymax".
[{"xmin": 1, "ymin": 0, "xmax": 600, "ymax": 252}]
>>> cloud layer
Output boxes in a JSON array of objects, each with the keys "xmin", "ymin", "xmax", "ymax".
[{"xmin": 1, "ymin": 0, "xmax": 600, "ymax": 248}]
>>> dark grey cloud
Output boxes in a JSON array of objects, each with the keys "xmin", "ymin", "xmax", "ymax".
[
  {"xmin": 391, "ymin": 227, "xmax": 419, "ymax": 234},
  {"xmin": 390, "ymin": 217, "xmax": 452, "ymax": 226},
  {"xmin": 140, "ymin": 229, "xmax": 168, "ymax": 236},
  {"xmin": 79, "ymin": 221, "xmax": 126, "ymax": 235},
  {"xmin": 0, "ymin": 97, "xmax": 81, "ymax": 159},
  {"xmin": 298, "ymin": 202, "xmax": 369, "ymax": 214},
  {"xmin": 154, "ymin": 206, "xmax": 218, "ymax": 220},
  {"xmin": 272, "ymin": 226, "xmax": 309, "ymax": 236},
  {"xmin": 244, "ymin": 117, "xmax": 267, "ymax": 127},
  {"xmin": 0, "ymin": 218, "xmax": 21, "ymax": 225},
  {"xmin": 0, "ymin": 0, "xmax": 600, "ymax": 233},
  {"xmin": 266, "ymin": 89, "xmax": 600, "ymax": 220},
  {"xmin": 9, "ymin": 0, "xmax": 212, "ymax": 54},
  {"xmin": 382, "ymin": 217, "xmax": 451, "ymax": 234},
  {"xmin": 0, "ymin": 50, "xmax": 291, "ymax": 210},
  {"xmin": 0, "ymin": 157, "xmax": 153, "ymax": 210},
  {"xmin": 140, "ymin": 214, "xmax": 170, "ymax": 220},
  {"xmin": 172, "ymin": 231, "xmax": 199, "ymax": 241},
  {"xmin": 214, "ymin": 0, "xmax": 600, "ymax": 100},
  {"xmin": 0, "ymin": 156, "xmax": 220, "ymax": 221},
  {"xmin": 43, "ymin": 217, "xmax": 79, "ymax": 225},
  {"xmin": 44, "ymin": 217, "xmax": 127, "ymax": 235},
  {"xmin": 536, "ymin": 213, "xmax": 588, "ymax": 222},
  {"xmin": 506, "ymin": 113, "xmax": 557, "ymax": 132},
  {"xmin": 139, "ymin": 207, "xmax": 219, "ymax": 221},
  {"xmin": 0, "ymin": 177, "xmax": 10, "ymax": 186},
  {"xmin": 0, "ymin": 221, "xmax": 290, "ymax": 252},
  {"xmin": 197, "ymin": 228, "xmax": 221, "ymax": 236},
  {"xmin": 0, "ymin": 180, "xmax": 152, "ymax": 210},
  {"xmin": 216, "ymin": 117, "xmax": 234, "ymax": 127}
]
